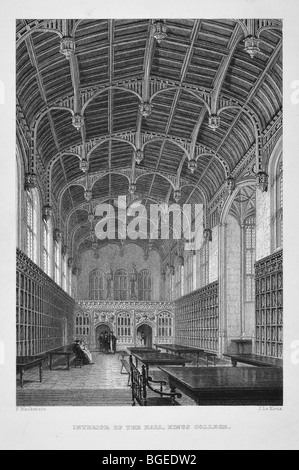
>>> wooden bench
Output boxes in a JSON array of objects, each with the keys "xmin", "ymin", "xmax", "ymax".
[
  {"xmin": 120, "ymin": 359, "xmax": 131, "ymax": 386},
  {"xmin": 224, "ymin": 353, "xmax": 283, "ymax": 368},
  {"xmin": 129, "ymin": 356, "xmax": 182, "ymax": 406},
  {"xmin": 118, "ymin": 350, "xmax": 130, "ymax": 360}
]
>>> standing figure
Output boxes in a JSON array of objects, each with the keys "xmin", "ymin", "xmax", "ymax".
[
  {"xmin": 104, "ymin": 332, "xmax": 109, "ymax": 354},
  {"xmin": 99, "ymin": 332, "xmax": 104, "ymax": 352},
  {"xmin": 141, "ymin": 332, "xmax": 146, "ymax": 347},
  {"xmin": 112, "ymin": 334, "xmax": 117, "ymax": 354}
]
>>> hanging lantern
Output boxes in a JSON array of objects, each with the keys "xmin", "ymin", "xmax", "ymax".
[
  {"xmin": 84, "ymin": 189, "xmax": 92, "ymax": 201},
  {"xmin": 134, "ymin": 150, "xmax": 144, "ymax": 164},
  {"xmin": 244, "ymin": 36, "xmax": 260, "ymax": 59},
  {"xmin": 174, "ymin": 189, "xmax": 181, "ymax": 203},
  {"xmin": 208, "ymin": 115, "xmax": 221, "ymax": 131},
  {"xmin": 88, "ymin": 212, "xmax": 95, "ymax": 223},
  {"xmin": 72, "ymin": 114, "xmax": 84, "ymax": 131},
  {"xmin": 152, "ymin": 20, "xmax": 168, "ymax": 44},
  {"xmin": 60, "ymin": 37, "xmax": 76, "ymax": 60},
  {"xmin": 129, "ymin": 183, "xmax": 137, "ymax": 195},
  {"xmin": 139, "ymin": 102, "xmax": 152, "ymax": 118},
  {"xmin": 188, "ymin": 159, "xmax": 197, "ymax": 174},
  {"xmin": 80, "ymin": 159, "xmax": 90, "ymax": 173},
  {"xmin": 256, "ymin": 171, "xmax": 269, "ymax": 193}
]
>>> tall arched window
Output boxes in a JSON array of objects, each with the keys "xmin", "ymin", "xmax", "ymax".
[
  {"xmin": 62, "ymin": 254, "xmax": 67, "ymax": 292},
  {"xmin": 68, "ymin": 266, "xmax": 72, "ymax": 296},
  {"xmin": 185, "ymin": 253, "xmax": 193, "ymax": 294},
  {"xmin": 43, "ymin": 220, "xmax": 52, "ymax": 277},
  {"xmin": 244, "ymin": 216, "xmax": 256, "ymax": 302},
  {"xmin": 200, "ymin": 241, "xmax": 209, "ymax": 287},
  {"xmin": 89, "ymin": 269, "xmax": 104, "ymax": 300},
  {"xmin": 54, "ymin": 241, "xmax": 61, "ymax": 286},
  {"xmin": 114, "ymin": 270, "xmax": 127, "ymax": 300},
  {"xmin": 138, "ymin": 270, "xmax": 152, "ymax": 301},
  {"xmin": 26, "ymin": 189, "xmax": 38, "ymax": 264},
  {"xmin": 275, "ymin": 157, "xmax": 283, "ymax": 249},
  {"xmin": 174, "ymin": 264, "xmax": 181, "ymax": 300}
]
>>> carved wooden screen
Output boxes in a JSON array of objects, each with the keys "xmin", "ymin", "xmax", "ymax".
[
  {"xmin": 16, "ymin": 249, "xmax": 75, "ymax": 356},
  {"xmin": 255, "ymin": 250, "xmax": 283, "ymax": 358},
  {"xmin": 175, "ymin": 281, "xmax": 219, "ymax": 352}
]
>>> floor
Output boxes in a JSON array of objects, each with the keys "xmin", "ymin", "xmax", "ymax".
[{"xmin": 17, "ymin": 352, "xmax": 223, "ymax": 406}]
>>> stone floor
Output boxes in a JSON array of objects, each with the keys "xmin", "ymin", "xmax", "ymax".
[{"xmin": 18, "ymin": 352, "xmax": 216, "ymax": 406}]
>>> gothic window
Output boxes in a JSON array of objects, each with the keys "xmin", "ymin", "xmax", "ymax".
[
  {"xmin": 117, "ymin": 313, "xmax": 131, "ymax": 337},
  {"xmin": 75, "ymin": 313, "xmax": 90, "ymax": 336},
  {"xmin": 89, "ymin": 269, "xmax": 104, "ymax": 300},
  {"xmin": 200, "ymin": 241, "xmax": 209, "ymax": 287},
  {"xmin": 158, "ymin": 313, "xmax": 173, "ymax": 337},
  {"xmin": 114, "ymin": 269, "xmax": 128, "ymax": 300},
  {"xmin": 68, "ymin": 265, "xmax": 72, "ymax": 296},
  {"xmin": 276, "ymin": 158, "xmax": 283, "ymax": 249},
  {"xmin": 26, "ymin": 189, "xmax": 38, "ymax": 264},
  {"xmin": 185, "ymin": 253, "xmax": 193, "ymax": 295},
  {"xmin": 62, "ymin": 254, "xmax": 67, "ymax": 292},
  {"xmin": 244, "ymin": 217, "xmax": 256, "ymax": 302},
  {"xmin": 54, "ymin": 241, "xmax": 61, "ymax": 287},
  {"xmin": 174, "ymin": 264, "xmax": 181, "ymax": 300},
  {"xmin": 43, "ymin": 220, "xmax": 52, "ymax": 277},
  {"xmin": 138, "ymin": 270, "xmax": 152, "ymax": 301}
]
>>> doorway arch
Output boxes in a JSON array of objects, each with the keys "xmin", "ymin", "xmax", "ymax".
[
  {"xmin": 137, "ymin": 324, "xmax": 153, "ymax": 348},
  {"xmin": 95, "ymin": 323, "xmax": 112, "ymax": 351}
]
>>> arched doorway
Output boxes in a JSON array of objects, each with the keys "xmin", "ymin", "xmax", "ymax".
[
  {"xmin": 95, "ymin": 324, "xmax": 112, "ymax": 351},
  {"xmin": 137, "ymin": 324, "xmax": 153, "ymax": 348}
]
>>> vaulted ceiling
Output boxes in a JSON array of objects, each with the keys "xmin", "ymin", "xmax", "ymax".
[{"xmin": 16, "ymin": 19, "xmax": 282, "ymax": 254}]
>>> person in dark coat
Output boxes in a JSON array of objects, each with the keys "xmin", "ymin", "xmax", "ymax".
[{"xmin": 111, "ymin": 334, "xmax": 117, "ymax": 354}]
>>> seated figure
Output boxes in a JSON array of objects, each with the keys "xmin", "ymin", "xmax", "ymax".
[{"xmin": 73, "ymin": 340, "xmax": 94, "ymax": 365}]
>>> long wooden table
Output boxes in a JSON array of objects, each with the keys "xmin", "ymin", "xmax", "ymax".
[
  {"xmin": 17, "ymin": 356, "xmax": 47, "ymax": 388},
  {"xmin": 154, "ymin": 344, "xmax": 205, "ymax": 366},
  {"xmin": 224, "ymin": 353, "xmax": 283, "ymax": 368},
  {"xmin": 159, "ymin": 366, "xmax": 283, "ymax": 406},
  {"xmin": 130, "ymin": 351, "xmax": 192, "ymax": 373},
  {"xmin": 49, "ymin": 346, "xmax": 74, "ymax": 371}
]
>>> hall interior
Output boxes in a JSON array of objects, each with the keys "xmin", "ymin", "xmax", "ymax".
[{"xmin": 16, "ymin": 18, "xmax": 283, "ymax": 406}]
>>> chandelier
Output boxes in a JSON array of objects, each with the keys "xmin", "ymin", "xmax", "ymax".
[
  {"xmin": 134, "ymin": 150, "xmax": 144, "ymax": 164},
  {"xmin": 80, "ymin": 159, "xmax": 89, "ymax": 173},
  {"xmin": 188, "ymin": 160, "xmax": 197, "ymax": 174},
  {"xmin": 152, "ymin": 21, "xmax": 168, "ymax": 44},
  {"xmin": 139, "ymin": 103, "xmax": 152, "ymax": 118},
  {"xmin": 84, "ymin": 189, "xmax": 92, "ymax": 201},
  {"xmin": 244, "ymin": 36, "xmax": 260, "ymax": 59},
  {"xmin": 129, "ymin": 183, "xmax": 137, "ymax": 195},
  {"xmin": 208, "ymin": 115, "xmax": 221, "ymax": 131},
  {"xmin": 174, "ymin": 189, "xmax": 181, "ymax": 203},
  {"xmin": 72, "ymin": 114, "xmax": 84, "ymax": 131},
  {"xmin": 60, "ymin": 37, "xmax": 76, "ymax": 60}
]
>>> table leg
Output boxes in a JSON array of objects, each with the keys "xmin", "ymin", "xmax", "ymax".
[
  {"xmin": 39, "ymin": 362, "xmax": 43, "ymax": 383},
  {"xmin": 207, "ymin": 356, "xmax": 209, "ymax": 367},
  {"xmin": 20, "ymin": 368, "xmax": 24, "ymax": 388},
  {"xmin": 67, "ymin": 355, "xmax": 70, "ymax": 371},
  {"xmin": 213, "ymin": 356, "xmax": 216, "ymax": 367},
  {"xmin": 50, "ymin": 354, "xmax": 52, "ymax": 371},
  {"xmin": 197, "ymin": 353, "xmax": 199, "ymax": 367}
]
